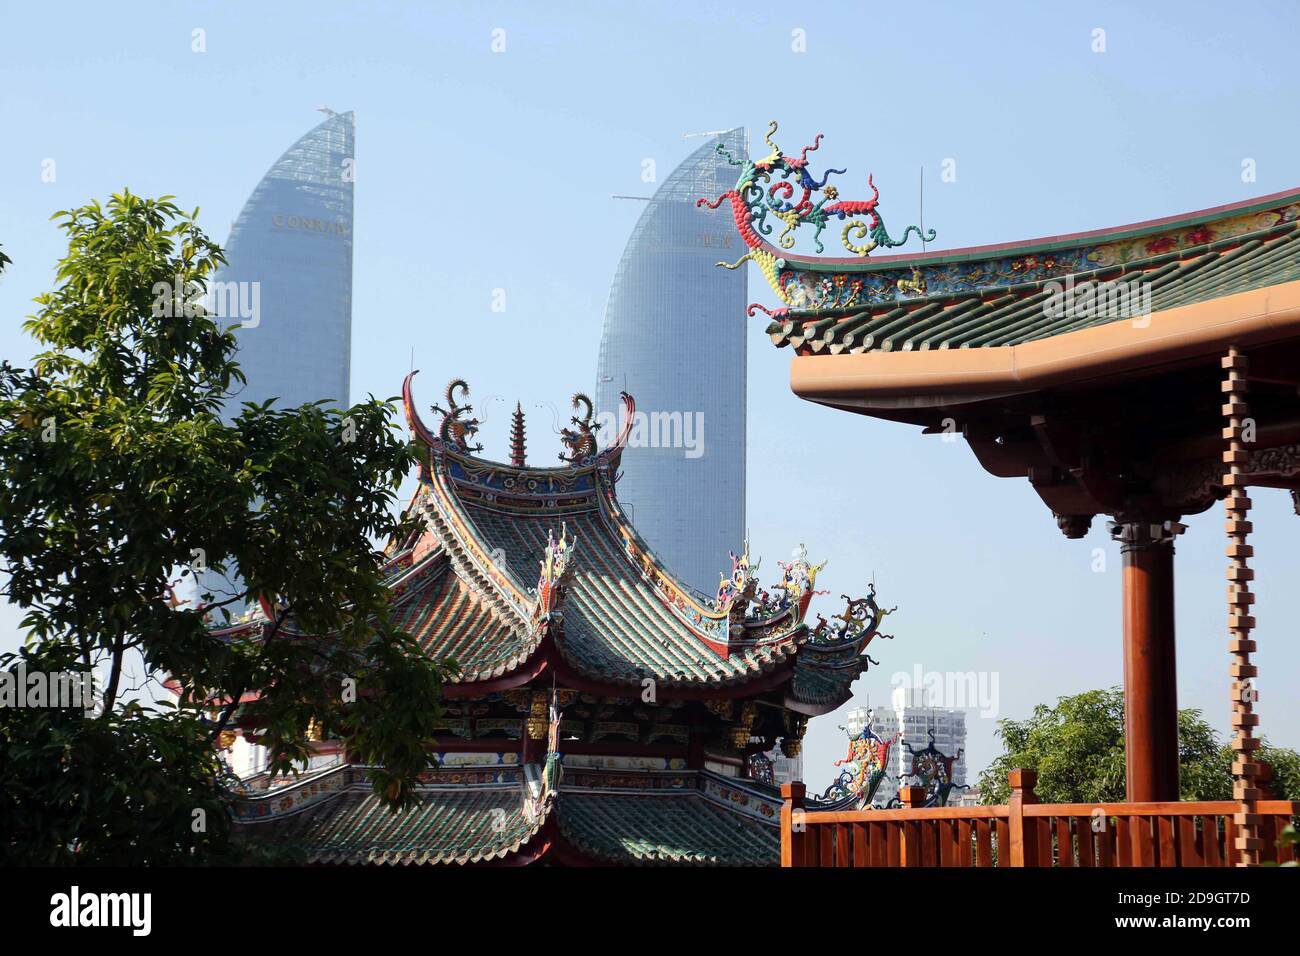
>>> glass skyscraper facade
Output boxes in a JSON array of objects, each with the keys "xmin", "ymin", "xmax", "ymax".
[
  {"xmin": 219, "ymin": 109, "xmax": 355, "ymax": 415},
  {"xmin": 596, "ymin": 129, "xmax": 747, "ymax": 596},
  {"xmin": 199, "ymin": 110, "xmax": 355, "ymax": 607}
]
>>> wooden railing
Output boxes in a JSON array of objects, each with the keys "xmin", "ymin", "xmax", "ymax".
[{"xmin": 780, "ymin": 770, "xmax": 1299, "ymax": 867}]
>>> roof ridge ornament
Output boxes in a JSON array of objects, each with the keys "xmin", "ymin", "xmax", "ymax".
[
  {"xmin": 430, "ymin": 378, "xmax": 484, "ymax": 453},
  {"xmin": 696, "ymin": 120, "xmax": 936, "ymax": 313},
  {"xmin": 558, "ymin": 393, "xmax": 600, "ymax": 465},
  {"xmin": 808, "ymin": 581, "xmax": 895, "ymax": 648},
  {"xmin": 894, "ymin": 727, "xmax": 968, "ymax": 808},
  {"xmin": 534, "ymin": 523, "xmax": 575, "ymax": 627},
  {"xmin": 775, "ymin": 543, "xmax": 828, "ymax": 619},
  {"xmin": 814, "ymin": 718, "xmax": 898, "ymax": 808},
  {"xmin": 596, "ymin": 391, "xmax": 636, "ymax": 465},
  {"xmin": 509, "ymin": 401, "xmax": 527, "ymax": 468},
  {"xmin": 716, "ymin": 533, "xmax": 761, "ymax": 612}
]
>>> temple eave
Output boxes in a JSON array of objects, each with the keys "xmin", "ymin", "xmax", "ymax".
[{"xmin": 789, "ymin": 278, "xmax": 1300, "ymax": 413}]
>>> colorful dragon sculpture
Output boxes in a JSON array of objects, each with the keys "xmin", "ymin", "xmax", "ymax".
[
  {"xmin": 431, "ymin": 379, "xmax": 483, "ymax": 453},
  {"xmin": 558, "ymin": 393, "xmax": 601, "ymax": 465},
  {"xmin": 809, "ymin": 581, "xmax": 895, "ymax": 646},
  {"xmin": 533, "ymin": 523, "xmax": 575, "ymax": 625},
  {"xmin": 894, "ymin": 728, "xmax": 968, "ymax": 808},
  {"xmin": 716, "ymin": 535, "xmax": 761, "ymax": 617},
  {"xmin": 773, "ymin": 543, "xmax": 828, "ymax": 619},
  {"xmin": 817, "ymin": 718, "xmax": 898, "ymax": 807},
  {"xmin": 696, "ymin": 120, "xmax": 935, "ymax": 314}
]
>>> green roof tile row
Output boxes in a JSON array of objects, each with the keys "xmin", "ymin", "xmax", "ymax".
[
  {"xmin": 248, "ymin": 782, "xmax": 780, "ymax": 866},
  {"xmin": 557, "ymin": 791, "xmax": 779, "ymax": 866},
  {"xmin": 389, "ymin": 565, "xmax": 537, "ymax": 682},
  {"xmin": 459, "ymin": 501, "xmax": 796, "ymax": 686},
  {"xmin": 770, "ymin": 221, "xmax": 1300, "ymax": 355},
  {"xmin": 260, "ymin": 787, "xmax": 541, "ymax": 865}
]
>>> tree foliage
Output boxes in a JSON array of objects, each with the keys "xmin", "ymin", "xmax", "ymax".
[
  {"xmin": 0, "ymin": 193, "xmax": 454, "ymax": 864},
  {"xmin": 978, "ymin": 687, "xmax": 1298, "ymax": 805}
]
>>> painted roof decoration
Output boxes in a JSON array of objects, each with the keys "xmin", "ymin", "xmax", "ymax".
[
  {"xmin": 813, "ymin": 718, "xmax": 897, "ymax": 810},
  {"xmin": 894, "ymin": 728, "xmax": 967, "ymax": 808},
  {"xmin": 697, "ymin": 120, "xmax": 935, "ymax": 314},
  {"xmin": 732, "ymin": 156, "xmax": 1300, "ymax": 353},
  {"xmin": 430, "ymin": 378, "xmax": 483, "ymax": 452},
  {"xmin": 558, "ymin": 393, "xmax": 601, "ymax": 465}
]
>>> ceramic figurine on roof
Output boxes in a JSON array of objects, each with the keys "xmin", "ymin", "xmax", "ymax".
[
  {"xmin": 534, "ymin": 523, "xmax": 574, "ymax": 625},
  {"xmin": 775, "ymin": 543, "xmax": 828, "ymax": 618},
  {"xmin": 895, "ymin": 728, "xmax": 967, "ymax": 808},
  {"xmin": 224, "ymin": 371, "xmax": 903, "ymax": 866},
  {"xmin": 716, "ymin": 534, "xmax": 760, "ymax": 608},
  {"xmin": 431, "ymin": 378, "xmax": 483, "ymax": 453},
  {"xmin": 809, "ymin": 582, "xmax": 894, "ymax": 646},
  {"xmin": 815, "ymin": 718, "xmax": 897, "ymax": 809},
  {"xmin": 558, "ymin": 393, "xmax": 601, "ymax": 465},
  {"xmin": 697, "ymin": 120, "xmax": 935, "ymax": 313}
]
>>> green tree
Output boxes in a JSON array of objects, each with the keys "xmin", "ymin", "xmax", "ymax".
[
  {"xmin": 0, "ymin": 193, "xmax": 454, "ymax": 864},
  {"xmin": 978, "ymin": 688, "xmax": 1298, "ymax": 804}
]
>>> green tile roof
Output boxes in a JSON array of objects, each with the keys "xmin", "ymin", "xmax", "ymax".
[
  {"xmin": 459, "ymin": 500, "xmax": 797, "ymax": 687},
  {"xmin": 255, "ymin": 786, "xmax": 542, "ymax": 865},
  {"xmin": 558, "ymin": 791, "xmax": 778, "ymax": 866},
  {"xmin": 243, "ymin": 776, "xmax": 781, "ymax": 866},
  {"xmin": 769, "ymin": 210, "xmax": 1300, "ymax": 355},
  {"xmin": 389, "ymin": 562, "xmax": 538, "ymax": 683}
]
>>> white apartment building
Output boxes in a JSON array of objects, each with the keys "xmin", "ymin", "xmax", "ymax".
[{"xmin": 846, "ymin": 686, "xmax": 968, "ymax": 807}]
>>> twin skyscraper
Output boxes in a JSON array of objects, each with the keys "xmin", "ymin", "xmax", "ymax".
[
  {"xmin": 218, "ymin": 109, "xmax": 355, "ymax": 419},
  {"xmin": 219, "ymin": 114, "xmax": 744, "ymax": 595}
]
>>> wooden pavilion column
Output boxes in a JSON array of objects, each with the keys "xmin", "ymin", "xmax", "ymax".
[{"xmin": 1110, "ymin": 518, "xmax": 1182, "ymax": 802}]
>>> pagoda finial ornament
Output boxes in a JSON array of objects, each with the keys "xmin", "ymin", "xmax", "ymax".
[
  {"xmin": 697, "ymin": 120, "xmax": 936, "ymax": 311},
  {"xmin": 509, "ymin": 401, "xmax": 527, "ymax": 468},
  {"xmin": 558, "ymin": 393, "xmax": 601, "ymax": 465},
  {"xmin": 534, "ymin": 523, "xmax": 575, "ymax": 625},
  {"xmin": 430, "ymin": 379, "xmax": 483, "ymax": 453}
]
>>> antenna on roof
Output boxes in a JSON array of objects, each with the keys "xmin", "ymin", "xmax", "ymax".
[
  {"xmin": 316, "ymin": 105, "xmax": 337, "ymax": 118},
  {"xmin": 919, "ymin": 166, "xmax": 926, "ymax": 253}
]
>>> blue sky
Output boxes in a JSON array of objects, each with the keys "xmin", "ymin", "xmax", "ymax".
[{"xmin": 2, "ymin": 1, "xmax": 1298, "ymax": 790}]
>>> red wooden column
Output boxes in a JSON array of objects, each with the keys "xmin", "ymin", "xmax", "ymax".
[{"xmin": 1111, "ymin": 518, "xmax": 1182, "ymax": 802}]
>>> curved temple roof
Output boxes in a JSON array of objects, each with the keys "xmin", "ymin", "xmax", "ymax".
[
  {"xmin": 207, "ymin": 374, "xmax": 891, "ymax": 717},
  {"xmin": 764, "ymin": 186, "xmax": 1300, "ymax": 357},
  {"xmin": 391, "ymin": 373, "xmax": 887, "ymax": 710},
  {"xmin": 234, "ymin": 763, "xmax": 782, "ymax": 866},
  {"xmin": 705, "ymin": 122, "xmax": 1300, "ymax": 375}
]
